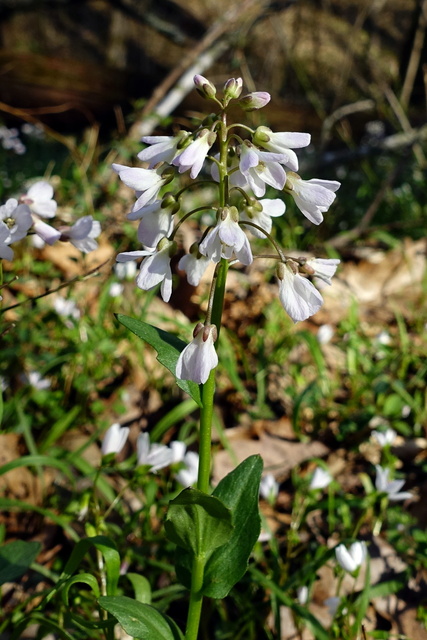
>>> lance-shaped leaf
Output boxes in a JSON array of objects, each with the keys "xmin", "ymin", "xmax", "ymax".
[
  {"xmin": 99, "ymin": 596, "xmax": 184, "ymax": 640},
  {"xmin": 0, "ymin": 540, "xmax": 41, "ymax": 586},
  {"xmin": 116, "ymin": 314, "xmax": 202, "ymax": 406},
  {"xmin": 165, "ymin": 487, "xmax": 233, "ymax": 559}
]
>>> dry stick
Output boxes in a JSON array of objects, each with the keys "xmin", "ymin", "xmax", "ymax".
[
  {"xmin": 382, "ymin": 84, "xmax": 426, "ymax": 167},
  {"xmin": 328, "ymin": 164, "xmax": 400, "ymax": 250},
  {"xmin": 0, "ymin": 257, "xmax": 113, "ymax": 314},
  {"xmin": 129, "ymin": 0, "xmax": 266, "ymax": 139},
  {"xmin": 400, "ymin": 0, "xmax": 427, "ymax": 109}
]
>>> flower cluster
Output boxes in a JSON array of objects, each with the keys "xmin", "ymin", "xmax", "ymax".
[
  {"xmin": 113, "ymin": 76, "xmax": 341, "ymax": 383},
  {"xmin": 100, "ymin": 424, "xmax": 199, "ymax": 486},
  {"xmin": 0, "ymin": 180, "xmax": 101, "ymax": 261}
]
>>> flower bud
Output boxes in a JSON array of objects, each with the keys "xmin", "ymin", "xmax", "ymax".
[
  {"xmin": 238, "ymin": 91, "xmax": 271, "ymax": 111},
  {"xmin": 252, "ymin": 125, "xmax": 272, "ymax": 145},
  {"xmin": 223, "ymin": 77, "xmax": 243, "ymax": 100},
  {"xmin": 161, "ymin": 193, "xmax": 180, "ymax": 215},
  {"xmin": 194, "ymin": 75, "xmax": 217, "ymax": 99},
  {"xmin": 160, "ymin": 166, "xmax": 175, "ymax": 183}
]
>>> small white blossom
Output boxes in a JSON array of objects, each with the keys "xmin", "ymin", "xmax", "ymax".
[
  {"xmin": 61, "ymin": 216, "xmax": 101, "ymax": 253},
  {"xmin": 335, "ymin": 541, "xmax": 367, "ymax": 573},
  {"xmin": 115, "ymin": 260, "xmax": 137, "ymax": 280},
  {"xmin": 113, "ymin": 164, "xmax": 172, "ymax": 209},
  {"xmin": 253, "ymin": 126, "xmax": 311, "ymax": 171},
  {"xmin": 137, "ymin": 432, "xmax": 174, "ymax": 471},
  {"xmin": 309, "ymin": 467, "xmax": 332, "ymax": 490},
  {"xmin": 172, "ymin": 129, "xmax": 216, "ymax": 179},
  {"xmin": 199, "ymin": 206, "xmax": 253, "ymax": 265},
  {"xmin": 297, "ymin": 586, "xmax": 309, "ymax": 605},
  {"xmin": 53, "ymin": 296, "xmax": 81, "ymax": 320},
  {"xmin": 138, "ymin": 132, "xmax": 190, "ymax": 167},
  {"xmin": 128, "ymin": 200, "xmax": 174, "ymax": 249},
  {"xmin": 239, "ymin": 143, "xmax": 287, "ymax": 197},
  {"xmin": 0, "ymin": 221, "xmax": 13, "ymax": 260},
  {"xmin": 240, "ymin": 198, "xmax": 286, "ymax": 238},
  {"xmin": 259, "ymin": 473, "xmax": 279, "ymax": 502},
  {"xmin": 375, "ymin": 466, "xmax": 412, "ymax": 501},
  {"xmin": 0, "ymin": 199, "xmax": 32, "ymax": 243},
  {"xmin": 117, "ymin": 238, "xmax": 176, "ymax": 302},
  {"xmin": 277, "ymin": 261, "xmax": 323, "ymax": 323},
  {"xmin": 285, "ymin": 172, "xmax": 340, "ymax": 225},
  {"xmin": 176, "ymin": 323, "xmax": 218, "ymax": 384},
  {"xmin": 28, "ymin": 371, "xmax": 51, "ymax": 390},
  {"xmin": 317, "ymin": 324, "xmax": 334, "ymax": 344},
  {"xmin": 108, "ymin": 282, "xmax": 124, "ymax": 297},
  {"xmin": 178, "ymin": 244, "xmax": 211, "ymax": 286},
  {"xmin": 371, "ymin": 428, "xmax": 397, "ymax": 447},
  {"xmin": 324, "ymin": 597, "xmax": 341, "ymax": 616},
  {"xmin": 304, "ymin": 258, "xmax": 340, "ymax": 286},
  {"xmin": 170, "ymin": 440, "xmax": 187, "ymax": 464},
  {"xmin": 21, "ymin": 181, "xmax": 57, "ymax": 218},
  {"xmin": 175, "ymin": 451, "xmax": 199, "ymax": 486},
  {"xmin": 102, "ymin": 423, "xmax": 129, "ymax": 456}
]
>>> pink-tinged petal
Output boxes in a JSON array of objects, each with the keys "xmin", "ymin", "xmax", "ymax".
[
  {"xmin": 33, "ymin": 219, "xmax": 61, "ymax": 245},
  {"xmin": 239, "ymin": 146, "xmax": 259, "ymax": 173},
  {"xmin": 68, "ymin": 216, "xmax": 93, "ymax": 240}
]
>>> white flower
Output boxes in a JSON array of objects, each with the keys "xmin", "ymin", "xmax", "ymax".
[
  {"xmin": 175, "ymin": 451, "xmax": 199, "ymax": 486},
  {"xmin": 108, "ymin": 282, "xmax": 124, "ymax": 297},
  {"xmin": 178, "ymin": 244, "xmax": 211, "ymax": 286},
  {"xmin": 317, "ymin": 324, "xmax": 334, "ymax": 344},
  {"xmin": 0, "ymin": 221, "xmax": 13, "ymax": 260},
  {"xmin": 102, "ymin": 423, "xmax": 129, "ymax": 456},
  {"xmin": 170, "ymin": 440, "xmax": 187, "ymax": 464},
  {"xmin": 324, "ymin": 597, "xmax": 341, "ymax": 616},
  {"xmin": 138, "ymin": 132, "xmax": 190, "ymax": 167},
  {"xmin": 240, "ymin": 198, "xmax": 286, "ymax": 238},
  {"xmin": 304, "ymin": 258, "xmax": 340, "ymax": 286},
  {"xmin": 199, "ymin": 206, "xmax": 253, "ymax": 265},
  {"xmin": 0, "ymin": 199, "xmax": 33, "ymax": 243},
  {"xmin": 176, "ymin": 323, "xmax": 218, "ymax": 384},
  {"xmin": 117, "ymin": 238, "xmax": 176, "ymax": 302},
  {"xmin": 277, "ymin": 261, "xmax": 324, "ymax": 323},
  {"xmin": 28, "ymin": 371, "xmax": 51, "ymax": 390},
  {"xmin": 21, "ymin": 181, "xmax": 57, "ymax": 218},
  {"xmin": 238, "ymin": 143, "xmax": 287, "ymax": 197},
  {"xmin": 115, "ymin": 260, "xmax": 137, "ymax": 280},
  {"xmin": 259, "ymin": 473, "xmax": 279, "ymax": 502},
  {"xmin": 285, "ymin": 172, "xmax": 340, "ymax": 225},
  {"xmin": 112, "ymin": 164, "xmax": 172, "ymax": 209},
  {"xmin": 172, "ymin": 129, "xmax": 216, "ymax": 179},
  {"xmin": 61, "ymin": 216, "xmax": 101, "ymax": 253},
  {"xmin": 137, "ymin": 432, "xmax": 174, "ymax": 471},
  {"xmin": 335, "ymin": 541, "xmax": 367, "ymax": 573},
  {"xmin": 53, "ymin": 296, "xmax": 81, "ymax": 320},
  {"xmin": 375, "ymin": 466, "xmax": 412, "ymax": 501},
  {"xmin": 253, "ymin": 126, "xmax": 311, "ymax": 171},
  {"xmin": 128, "ymin": 200, "xmax": 174, "ymax": 249},
  {"xmin": 309, "ymin": 467, "xmax": 332, "ymax": 490},
  {"xmin": 297, "ymin": 586, "xmax": 309, "ymax": 605},
  {"xmin": 371, "ymin": 428, "xmax": 397, "ymax": 447}
]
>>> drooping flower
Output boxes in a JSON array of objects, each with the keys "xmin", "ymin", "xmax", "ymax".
[
  {"xmin": 178, "ymin": 243, "xmax": 212, "ymax": 286},
  {"xmin": 309, "ymin": 467, "xmax": 332, "ymax": 490},
  {"xmin": 371, "ymin": 428, "xmax": 397, "ymax": 447},
  {"xmin": 20, "ymin": 181, "xmax": 57, "ymax": 218},
  {"xmin": 170, "ymin": 440, "xmax": 187, "ymax": 464},
  {"xmin": 240, "ymin": 197, "xmax": 286, "ymax": 238},
  {"xmin": 176, "ymin": 323, "xmax": 218, "ymax": 384},
  {"xmin": 175, "ymin": 450, "xmax": 199, "ymax": 486},
  {"xmin": 172, "ymin": 129, "xmax": 217, "ymax": 179},
  {"xmin": 137, "ymin": 432, "xmax": 174, "ymax": 471},
  {"xmin": 60, "ymin": 216, "xmax": 101, "ymax": 253},
  {"xmin": 199, "ymin": 206, "xmax": 253, "ymax": 265},
  {"xmin": 238, "ymin": 142, "xmax": 287, "ymax": 197},
  {"xmin": 259, "ymin": 474, "xmax": 279, "ymax": 503},
  {"xmin": 253, "ymin": 126, "xmax": 311, "ymax": 171},
  {"xmin": 277, "ymin": 261, "xmax": 324, "ymax": 323},
  {"xmin": 128, "ymin": 200, "xmax": 175, "ymax": 249},
  {"xmin": 302, "ymin": 258, "xmax": 340, "ymax": 286},
  {"xmin": 0, "ymin": 221, "xmax": 13, "ymax": 260},
  {"xmin": 335, "ymin": 541, "xmax": 367, "ymax": 573},
  {"xmin": 32, "ymin": 219, "xmax": 61, "ymax": 245},
  {"xmin": 101, "ymin": 423, "xmax": 130, "ymax": 456},
  {"xmin": 138, "ymin": 131, "xmax": 191, "ymax": 168},
  {"xmin": 112, "ymin": 164, "xmax": 174, "ymax": 209},
  {"xmin": 375, "ymin": 466, "xmax": 412, "ymax": 501},
  {"xmin": 117, "ymin": 238, "xmax": 177, "ymax": 302},
  {"xmin": 285, "ymin": 172, "xmax": 340, "ymax": 225}
]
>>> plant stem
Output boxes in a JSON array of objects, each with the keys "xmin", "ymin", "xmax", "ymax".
[{"xmin": 185, "ymin": 555, "xmax": 205, "ymax": 640}]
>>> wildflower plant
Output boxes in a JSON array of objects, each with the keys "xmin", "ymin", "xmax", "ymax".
[{"xmin": 103, "ymin": 74, "xmax": 341, "ymax": 640}]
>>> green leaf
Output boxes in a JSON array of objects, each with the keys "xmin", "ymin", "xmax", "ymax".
[
  {"xmin": 116, "ymin": 315, "xmax": 202, "ymax": 406},
  {"xmin": 165, "ymin": 488, "xmax": 233, "ymax": 558},
  {"xmin": 124, "ymin": 573, "xmax": 152, "ymax": 604},
  {"xmin": 202, "ymin": 455, "xmax": 263, "ymax": 598},
  {"xmin": 0, "ymin": 540, "xmax": 41, "ymax": 585},
  {"xmin": 61, "ymin": 573, "xmax": 100, "ymax": 606},
  {"xmin": 99, "ymin": 595, "xmax": 184, "ymax": 640}
]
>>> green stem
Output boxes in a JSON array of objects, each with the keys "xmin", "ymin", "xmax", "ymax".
[{"xmin": 185, "ymin": 555, "xmax": 205, "ymax": 640}]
